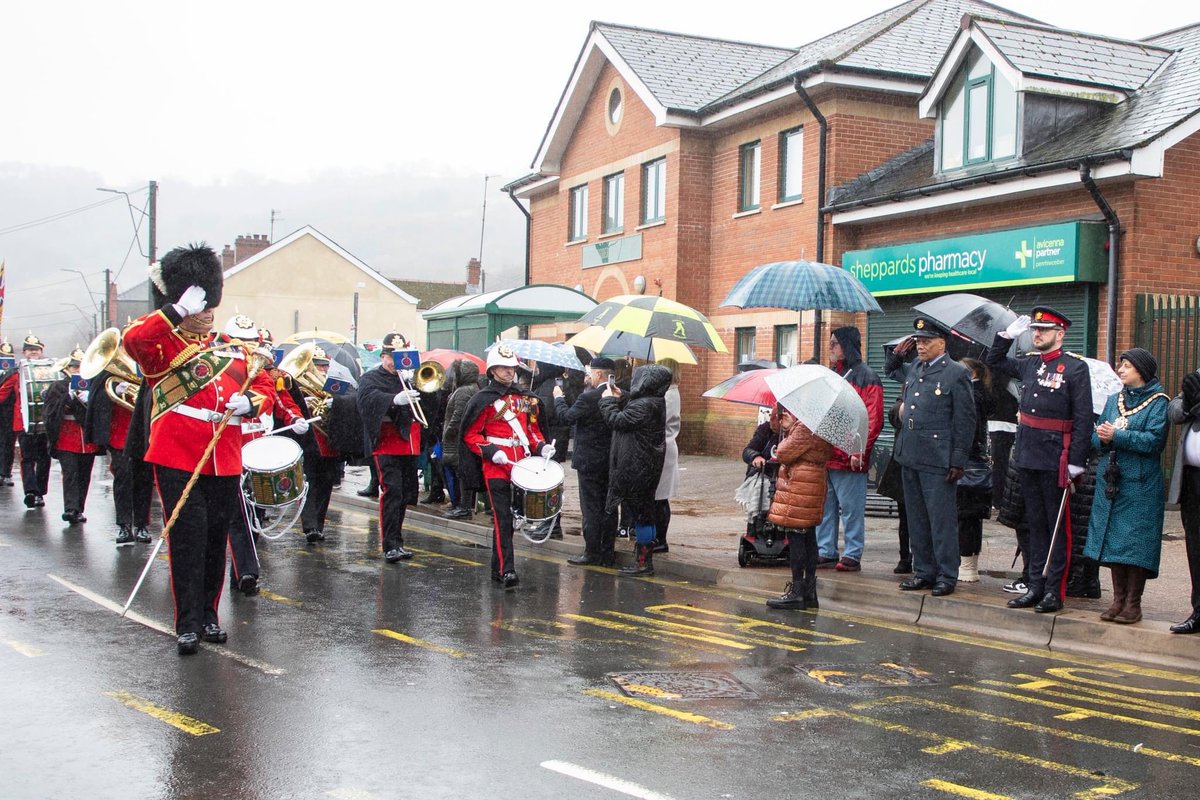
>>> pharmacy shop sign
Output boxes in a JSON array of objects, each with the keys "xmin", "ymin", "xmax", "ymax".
[{"xmin": 842, "ymin": 222, "xmax": 1106, "ymax": 297}]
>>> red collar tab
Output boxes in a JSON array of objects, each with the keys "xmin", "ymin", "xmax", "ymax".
[{"xmin": 1041, "ymin": 349, "xmax": 1062, "ymax": 363}]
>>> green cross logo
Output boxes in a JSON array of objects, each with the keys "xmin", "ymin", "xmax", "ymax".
[{"xmin": 1015, "ymin": 240, "xmax": 1033, "ymax": 269}]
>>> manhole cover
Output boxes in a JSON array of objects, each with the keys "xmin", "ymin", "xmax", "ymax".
[
  {"xmin": 608, "ymin": 671, "xmax": 757, "ymax": 699},
  {"xmin": 795, "ymin": 662, "xmax": 939, "ymax": 688}
]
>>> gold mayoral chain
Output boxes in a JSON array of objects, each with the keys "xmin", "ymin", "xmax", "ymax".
[{"xmin": 1112, "ymin": 390, "xmax": 1169, "ymax": 429}]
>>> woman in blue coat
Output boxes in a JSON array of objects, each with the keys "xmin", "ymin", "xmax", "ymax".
[{"xmin": 1085, "ymin": 348, "xmax": 1171, "ymax": 625}]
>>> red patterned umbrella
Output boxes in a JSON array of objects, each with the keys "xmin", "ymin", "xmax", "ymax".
[
  {"xmin": 702, "ymin": 368, "xmax": 780, "ymax": 407},
  {"xmin": 422, "ymin": 348, "xmax": 485, "ymax": 370}
]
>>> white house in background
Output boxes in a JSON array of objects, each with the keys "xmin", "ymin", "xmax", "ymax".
[{"xmin": 220, "ymin": 225, "xmax": 424, "ymax": 347}]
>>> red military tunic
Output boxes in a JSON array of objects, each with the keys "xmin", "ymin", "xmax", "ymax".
[
  {"xmin": 463, "ymin": 391, "xmax": 547, "ymax": 482},
  {"xmin": 56, "ymin": 414, "xmax": 101, "ymax": 455},
  {"xmin": 0, "ymin": 371, "xmax": 24, "ymax": 432},
  {"xmin": 123, "ymin": 309, "xmax": 275, "ymax": 476},
  {"xmin": 375, "ymin": 415, "xmax": 422, "ymax": 457}
]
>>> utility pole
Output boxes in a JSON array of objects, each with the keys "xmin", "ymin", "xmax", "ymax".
[
  {"xmin": 270, "ymin": 209, "xmax": 282, "ymax": 241},
  {"xmin": 478, "ymin": 174, "xmax": 499, "ymax": 265},
  {"xmin": 103, "ymin": 267, "xmax": 111, "ymax": 328},
  {"xmin": 147, "ymin": 180, "xmax": 158, "ymax": 311}
]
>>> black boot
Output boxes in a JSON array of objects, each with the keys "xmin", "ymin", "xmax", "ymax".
[
  {"xmin": 619, "ymin": 544, "xmax": 654, "ymax": 576},
  {"xmin": 801, "ymin": 529, "xmax": 819, "ymax": 609},
  {"xmin": 1066, "ymin": 559, "xmax": 1102, "ymax": 599},
  {"xmin": 115, "ymin": 525, "xmax": 135, "ymax": 547}
]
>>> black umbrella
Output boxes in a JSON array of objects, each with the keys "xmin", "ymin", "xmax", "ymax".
[{"xmin": 912, "ymin": 293, "xmax": 1032, "ymax": 352}]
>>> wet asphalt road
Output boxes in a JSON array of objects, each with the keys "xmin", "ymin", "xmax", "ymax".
[{"xmin": 2, "ymin": 466, "xmax": 1199, "ymax": 799}]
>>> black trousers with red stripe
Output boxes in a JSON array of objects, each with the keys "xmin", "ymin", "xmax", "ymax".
[
  {"xmin": 377, "ymin": 454, "xmax": 418, "ymax": 552},
  {"xmin": 57, "ymin": 451, "xmax": 95, "ymax": 515},
  {"xmin": 156, "ymin": 466, "xmax": 238, "ymax": 635},
  {"xmin": 1020, "ymin": 467, "xmax": 1072, "ymax": 600},
  {"xmin": 485, "ymin": 478, "xmax": 519, "ymax": 577}
]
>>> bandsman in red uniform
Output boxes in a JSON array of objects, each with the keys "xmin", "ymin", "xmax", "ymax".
[
  {"xmin": 461, "ymin": 346, "xmax": 554, "ymax": 587},
  {"xmin": 357, "ymin": 332, "xmax": 429, "ymax": 563},
  {"xmin": 123, "ymin": 244, "xmax": 276, "ymax": 656},
  {"xmin": 0, "ymin": 334, "xmax": 54, "ymax": 506},
  {"xmin": 42, "ymin": 348, "xmax": 100, "ymax": 524},
  {"xmin": 0, "ymin": 341, "xmax": 17, "ymax": 486},
  {"xmin": 84, "ymin": 344, "xmax": 155, "ymax": 546}
]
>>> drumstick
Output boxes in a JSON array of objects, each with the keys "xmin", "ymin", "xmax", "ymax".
[
  {"xmin": 266, "ymin": 416, "xmax": 322, "ymax": 437},
  {"xmin": 543, "ymin": 438, "xmax": 556, "ymax": 467}
]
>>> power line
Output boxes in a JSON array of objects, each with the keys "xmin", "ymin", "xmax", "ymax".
[
  {"xmin": 11, "ymin": 269, "xmax": 105, "ymax": 292},
  {"xmin": 112, "ymin": 193, "xmax": 150, "ymax": 282},
  {"xmin": 0, "ymin": 186, "xmax": 146, "ymax": 238},
  {"xmin": 5, "ymin": 307, "xmax": 81, "ymax": 321}
]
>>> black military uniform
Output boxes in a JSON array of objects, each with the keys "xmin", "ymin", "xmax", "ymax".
[
  {"xmin": 985, "ymin": 306, "xmax": 1093, "ymax": 612},
  {"xmin": 0, "ymin": 342, "xmax": 17, "ymax": 486},
  {"xmin": 554, "ymin": 356, "xmax": 617, "ymax": 565},
  {"xmin": 886, "ymin": 316, "xmax": 976, "ymax": 595}
]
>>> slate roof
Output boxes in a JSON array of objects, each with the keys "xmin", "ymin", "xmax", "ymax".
[
  {"xmin": 594, "ymin": 23, "xmax": 794, "ymax": 113},
  {"xmin": 392, "ymin": 279, "xmax": 468, "ymax": 311},
  {"xmin": 975, "ymin": 17, "xmax": 1172, "ymax": 92},
  {"xmin": 827, "ymin": 21, "xmax": 1200, "ymax": 209}
]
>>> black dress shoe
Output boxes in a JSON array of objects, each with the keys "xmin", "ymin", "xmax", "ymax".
[
  {"xmin": 24, "ymin": 493, "xmax": 36, "ymax": 508},
  {"xmin": 1170, "ymin": 610, "xmax": 1200, "ymax": 634},
  {"xmin": 894, "ymin": 560, "xmax": 913, "ymax": 574},
  {"xmin": 305, "ymin": 529, "xmax": 326, "ymax": 544},
  {"xmin": 134, "ymin": 527, "xmax": 153, "ymax": 544},
  {"xmin": 1034, "ymin": 593, "xmax": 1064, "ymax": 613},
  {"xmin": 33, "ymin": 495, "xmax": 45, "ymax": 507},
  {"xmin": 1007, "ymin": 589, "xmax": 1041, "ymax": 609},
  {"xmin": 115, "ymin": 525, "xmax": 135, "ymax": 547},
  {"xmin": 384, "ymin": 547, "xmax": 414, "ymax": 563},
  {"xmin": 201, "ymin": 623, "xmax": 227, "ymax": 643},
  {"xmin": 238, "ymin": 574, "xmax": 259, "ymax": 596},
  {"xmin": 177, "ymin": 632, "xmax": 200, "ymax": 655},
  {"xmin": 931, "ymin": 581, "xmax": 955, "ymax": 597},
  {"xmin": 501, "ymin": 572, "xmax": 520, "ymax": 588},
  {"xmin": 899, "ymin": 577, "xmax": 934, "ymax": 591},
  {"xmin": 356, "ymin": 487, "xmax": 379, "ymax": 498},
  {"xmin": 567, "ymin": 553, "xmax": 601, "ymax": 566}
]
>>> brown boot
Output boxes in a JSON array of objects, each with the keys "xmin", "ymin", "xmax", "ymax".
[
  {"xmin": 619, "ymin": 544, "xmax": 654, "ymax": 577},
  {"xmin": 1115, "ymin": 566, "xmax": 1146, "ymax": 624},
  {"xmin": 1099, "ymin": 564, "xmax": 1127, "ymax": 622}
]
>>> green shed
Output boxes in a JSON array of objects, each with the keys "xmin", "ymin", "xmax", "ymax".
[{"xmin": 422, "ymin": 284, "xmax": 598, "ymax": 356}]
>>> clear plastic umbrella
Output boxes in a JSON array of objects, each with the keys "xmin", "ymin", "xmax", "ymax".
[
  {"xmin": 487, "ymin": 339, "xmax": 585, "ymax": 371},
  {"xmin": 764, "ymin": 364, "xmax": 869, "ymax": 454},
  {"xmin": 1082, "ymin": 357, "xmax": 1123, "ymax": 415}
]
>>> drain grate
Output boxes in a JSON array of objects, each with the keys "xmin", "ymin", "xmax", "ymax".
[
  {"xmin": 795, "ymin": 662, "xmax": 939, "ymax": 688},
  {"xmin": 608, "ymin": 671, "xmax": 757, "ymax": 700}
]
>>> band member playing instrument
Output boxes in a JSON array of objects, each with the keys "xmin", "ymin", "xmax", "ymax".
[
  {"xmin": 83, "ymin": 335, "xmax": 155, "ymax": 546},
  {"xmin": 124, "ymin": 244, "xmax": 276, "ymax": 655},
  {"xmin": 0, "ymin": 335, "xmax": 54, "ymax": 507},
  {"xmin": 43, "ymin": 348, "xmax": 100, "ymax": 525},
  {"xmin": 357, "ymin": 332, "xmax": 428, "ymax": 563},
  {"xmin": 461, "ymin": 345, "xmax": 554, "ymax": 588},
  {"xmin": 0, "ymin": 341, "xmax": 18, "ymax": 486},
  {"xmin": 290, "ymin": 346, "xmax": 344, "ymax": 543}
]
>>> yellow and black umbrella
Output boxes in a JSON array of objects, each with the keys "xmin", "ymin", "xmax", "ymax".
[{"xmin": 573, "ymin": 295, "xmax": 728, "ymax": 359}]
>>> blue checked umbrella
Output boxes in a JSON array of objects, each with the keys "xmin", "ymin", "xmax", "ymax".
[
  {"xmin": 488, "ymin": 339, "xmax": 585, "ymax": 372},
  {"xmin": 720, "ymin": 260, "xmax": 882, "ymax": 313}
]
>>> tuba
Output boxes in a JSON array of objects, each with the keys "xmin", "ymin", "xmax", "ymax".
[
  {"xmin": 80, "ymin": 328, "xmax": 141, "ymax": 412},
  {"xmin": 278, "ymin": 342, "xmax": 332, "ymax": 430}
]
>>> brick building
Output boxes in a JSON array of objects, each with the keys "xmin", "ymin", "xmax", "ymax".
[{"xmin": 506, "ymin": 0, "xmax": 1200, "ymax": 457}]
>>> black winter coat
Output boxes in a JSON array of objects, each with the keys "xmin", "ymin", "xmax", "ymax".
[
  {"xmin": 599, "ymin": 365, "xmax": 671, "ymax": 514},
  {"xmin": 555, "ymin": 384, "xmax": 611, "ymax": 474},
  {"xmin": 532, "ymin": 367, "xmax": 569, "ymax": 463},
  {"xmin": 742, "ymin": 420, "xmax": 782, "ymax": 478},
  {"xmin": 441, "ymin": 360, "xmax": 480, "ymax": 467},
  {"xmin": 996, "ymin": 438, "xmax": 1099, "ymax": 550}
]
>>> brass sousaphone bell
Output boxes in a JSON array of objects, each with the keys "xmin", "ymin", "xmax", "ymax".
[{"xmin": 80, "ymin": 327, "xmax": 142, "ymax": 411}]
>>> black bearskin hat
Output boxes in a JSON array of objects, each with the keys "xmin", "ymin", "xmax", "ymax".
[{"xmin": 150, "ymin": 243, "xmax": 224, "ymax": 310}]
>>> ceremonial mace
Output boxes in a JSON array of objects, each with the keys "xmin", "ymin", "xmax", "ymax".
[{"xmin": 121, "ymin": 347, "xmax": 272, "ymax": 616}]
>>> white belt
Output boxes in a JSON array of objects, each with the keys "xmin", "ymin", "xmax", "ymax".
[
  {"xmin": 172, "ymin": 405, "xmax": 240, "ymax": 424},
  {"xmin": 242, "ymin": 421, "xmax": 264, "ymax": 433},
  {"xmin": 486, "ymin": 436, "xmax": 523, "ymax": 447}
]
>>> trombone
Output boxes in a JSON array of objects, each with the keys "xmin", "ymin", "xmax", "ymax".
[
  {"xmin": 80, "ymin": 328, "xmax": 142, "ymax": 411},
  {"xmin": 398, "ymin": 358, "xmax": 446, "ymax": 428}
]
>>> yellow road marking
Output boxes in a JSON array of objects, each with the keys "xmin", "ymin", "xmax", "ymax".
[
  {"xmin": 923, "ymin": 779, "xmax": 1012, "ymax": 799},
  {"xmin": 373, "ymin": 629, "xmax": 466, "ymax": 658},
  {"xmin": 1044, "ymin": 667, "xmax": 1200, "ymax": 694},
  {"xmin": 963, "ymin": 684, "xmax": 1200, "ymax": 737},
  {"xmin": 4, "ymin": 640, "xmax": 45, "ymax": 657},
  {"xmin": 858, "ymin": 695, "xmax": 1200, "ymax": 769},
  {"xmin": 563, "ymin": 613, "xmax": 754, "ymax": 651},
  {"xmin": 775, "ymin": 708, "xmax": 1137, "ymax": 798},
  {"xmin": 620, "ymin": 683, "xmax": 682, "ymax": 699},
  {"xmin": 405, "ymin": 546, "xmax": 484, "ymax": 566},
  {"xmin": 1003, "ymin": 673, "xmax": 1200, "ymax": 720},
  {"xmin": 646, "ymin": 604, "xmax": 862, "ymax": 648},
  {"xmin": 104, "ymin": 690, "xmax": 219, "ymax": 736},
  {"xmin": 342, "ymin": 508, "xmax": 1200, "ymax": 685},
  {"xmin": 583, "ymin": 688, "xmax": 734, "ymax": 730},
  {"xmin": 257, "ymin": 590, "xmax": 303, "ymax": 607},
  {"xmin": 808, "ymin": 669, "xmax": 853, "ymax": 685}
]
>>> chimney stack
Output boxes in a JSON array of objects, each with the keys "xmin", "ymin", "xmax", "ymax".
[
  {"xmin": 220, "ymin": 245, "xmax": 236, "ymax": 271},
  {"xmin": 233, "ymin": 233, "xmax": 271, "ymax": 265},
  {"xmin": 466, "ymin": 257, "xmax": 482, "ymax": 294}
]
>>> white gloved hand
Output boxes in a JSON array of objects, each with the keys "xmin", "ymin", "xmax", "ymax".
[
  {"xmin": 75, "ymin": 390, "xmax": 90, "ymax": 404},
  {"xmin": 392, "ymin": 389, "xmax": 420, "ymax": 406},
  {"xmin": 225, "ymin": 393, "xmax": 252, "ymax": 416},
  {"xmin": 399, "ymin": 369, "xmax": 415, "ymax": 382},
  {"xmin": 540, "ymin": 444, "xmax": 556, "ymax": 460},
  {"xmin": 292, "ymin": 418, "xmax": 310, "ymax": 434},
  {"xmin": 1067, "ymin": 464, "xmax": 1085, "ymax": 479},
  {"xmin": 491, "ymin": 450, "xmax": 510, "ymax": 466},
  {"xmin": 1001, "ymin": 315, "xmax": 1031, "ymax": 340},
  {"xmin": 172, "ymin": 285, "xmax": 207, "ymax": 317},
  {"xmin": 114, "ymin": 381, "xmax": 132, "ymax": 396}
]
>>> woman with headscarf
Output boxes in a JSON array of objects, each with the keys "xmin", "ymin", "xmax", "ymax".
[{"xmin": 1085, "ymin": 348, "xmax": 1170, "ymax": 624}]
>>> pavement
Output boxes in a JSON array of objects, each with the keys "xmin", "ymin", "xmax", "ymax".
[{"xmin": 334, "ymin": 454, "xmax": 1200, "ymax": 672}]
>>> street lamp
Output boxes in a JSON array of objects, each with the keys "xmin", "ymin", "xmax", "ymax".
[
  {"xmin": 478, "ymin": 173, "xmax": 500, "ymax": 269},
  {"xmin": 61, "ymin": 303, "xmax": 97, "ymax": 340}
]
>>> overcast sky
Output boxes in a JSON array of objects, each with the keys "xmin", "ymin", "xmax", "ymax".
[{"xmin": 4, "ymin": 0, "xmax": 1196, "ymax": 351}]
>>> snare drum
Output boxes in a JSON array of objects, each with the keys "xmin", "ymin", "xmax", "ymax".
[
  {"xmin": 510, "ymin": 456, "xmax": 564, "ymax": 524},
  {"xmin": 241, "ymin": 436, "xmax": 305, "ymax": 508}
]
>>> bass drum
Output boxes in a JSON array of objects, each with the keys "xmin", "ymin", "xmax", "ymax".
[
  {"xmin": 242, "ymin": 436, "xmax": 305, "ymax": 508},
  {"xmin": 509, "ymin": 456, "xmax": 564, "ymax": 543}
]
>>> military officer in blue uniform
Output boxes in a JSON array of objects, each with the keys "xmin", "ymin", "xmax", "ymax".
[
  {"xmin": 985, "ymin": 306, "xmax": 1093, "ymax": 613},
  {"xmin": 886, "ymin": 316, "xmax": 976, "ymax": 597}
]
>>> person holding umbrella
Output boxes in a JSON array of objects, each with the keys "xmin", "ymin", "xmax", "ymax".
[
  {"xmin": 985, "ymin": 307, "xmax": 1092, "ymax": 613},
  {"xmin": 887, "ymin": 316, "xmax": 976, "ymax": 597}
]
